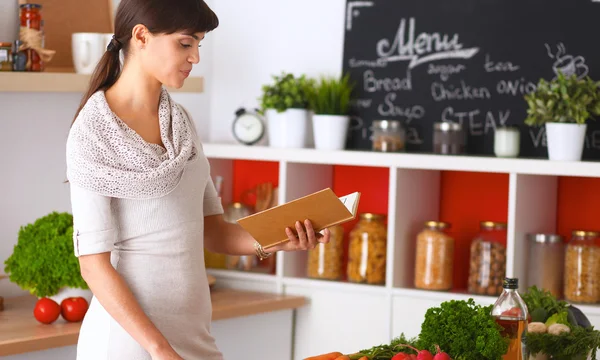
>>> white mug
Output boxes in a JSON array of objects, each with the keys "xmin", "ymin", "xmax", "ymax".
[{"xmin": 72, "ymin": 33, "xmax": 113, "ymax": 74}]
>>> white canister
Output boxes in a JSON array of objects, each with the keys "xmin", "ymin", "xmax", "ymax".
[{"xmin": 494, "ymin": 126, "xmax": 520, "ymax": 157}]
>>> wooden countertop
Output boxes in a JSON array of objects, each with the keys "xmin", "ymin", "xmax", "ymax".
[{"xmin": 0, "ymin": 288, "xmax": 306, "ymax": 356}]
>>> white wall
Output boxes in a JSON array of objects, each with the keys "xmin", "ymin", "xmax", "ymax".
[{"xmin": 209, "ymin": 0, "xmax": 347, "ymax": 142}]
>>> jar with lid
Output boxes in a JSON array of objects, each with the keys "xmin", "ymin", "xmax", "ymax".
[
  {"xmin": 414, "ymin": 221, "xmax": 454, "ymax": 291},
  {"xmin": 12, "ymin": 40, "xmax": 27, "ymax": 71},
  {"xmin": 0, "ymin": 43, "xmax": 12, "ymax": 71},
  {"xmin": 347, "ymin": 213, "xmax": 387, "ymax": 285},
  {"xmin": 526, "ymin": 233, "xmax": 564, "ymax": 298},
  {"xmin": 564, "ymin": 230, "xmax": 600, "ymax": 304},
  {"xmin": 307, "ymin": 225, "xmax": 344, "ymax": 280},
  {"xmin": 433, "ymin": 122, "xmax": 465, "ymax": 155},
  {"xmin": 468, "ymin": 221, "xmax": 507, "ymax": 296},
  {"xmin": 494, "ymin": 126, "xmax": 520, "ymax": 158},
  {"xmin": 372, "ymin": 120, "xmax": 405, "ymax": 152},
  {"xmin": 20, "ymin": 3, "xmax": 44, "ymax": 71}
]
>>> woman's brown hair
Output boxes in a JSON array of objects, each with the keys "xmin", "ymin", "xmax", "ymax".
[{"xmin": 71, "ymin": 0, "xmax": 218, "ymax": 123}]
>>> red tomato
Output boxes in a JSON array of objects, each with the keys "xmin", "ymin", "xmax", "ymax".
[
  {"xmin": 61, "ymin": 297, "xmax": 89, "ymax": 322},
  {"xmin": 33, "ymin": 298, "xmax": 61, "ymax": 324}
]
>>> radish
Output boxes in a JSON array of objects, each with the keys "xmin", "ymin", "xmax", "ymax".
[
  {"xmin": 394, "ymin": 344, "xmax": 433, "ymax": 360},
  {"xmin": 433, "ymin": 345, "xmax": 451, "ymax": 360},
  {"xmin": 391, "ymin": 353, "xmax": 409, "ymax": 360}
]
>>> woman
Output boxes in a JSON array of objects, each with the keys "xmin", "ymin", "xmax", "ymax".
[{"xmin": 65, "ymin": 0, "xmax": 330, "ymax": 359}]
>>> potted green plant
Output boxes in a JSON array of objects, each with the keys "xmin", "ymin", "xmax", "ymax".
[
  {"xmin": 524, "ymin": 71, "xmax": 600, "ymax": 161},
  {"xmin": 4, "ymin": 211, "xmax": 91, "ymax": 303},
  {"xmin": 259, "ymin": 72, "xmax": 314, "ymax": 148},
  {"xmin": 306, "ymin": 73, "xmax": 355, "ymax": 151}
]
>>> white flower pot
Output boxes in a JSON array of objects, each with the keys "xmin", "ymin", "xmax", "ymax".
[
  {"xmin": 48, "ymin": 287, "xmax": 93, "ymax": 304},
  {"xmin": 266, "ymin": 108, "xmax": 310, "ymax": 148},
  {"xmin": 545, "ymin": 122, "xmax": 587, "ymax": 161},
  {"xmin": 312, "ymin": 114, "xmax": 350, "ymax": 151}
]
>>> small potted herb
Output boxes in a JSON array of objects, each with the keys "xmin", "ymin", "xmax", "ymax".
[
  {"xmin": 259, "ymin": 72, "xmax": 314, "ymax": 148},
  {"xmin": 524, "ymin": 71, "xmax": 600, "ymax": 161},
  {"xmin": 4, "ymin": 212, "xmax": 91, "ymax": 303},
  {"xmin": 306, "ymin": 73, "xmax": 355, "ymax": 151}
]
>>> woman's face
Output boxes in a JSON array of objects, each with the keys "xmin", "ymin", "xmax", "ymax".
[{"xmin": 139, "ymin": 31, "xmax": 206, "ymax": 89}]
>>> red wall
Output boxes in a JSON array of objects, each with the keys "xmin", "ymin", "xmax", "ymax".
[{"xmin": 230, "ymin": 160, "xmax": 600, "ymax": 290}]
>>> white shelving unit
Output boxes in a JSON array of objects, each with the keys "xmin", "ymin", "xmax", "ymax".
[{"xmin": 203, "ymin": 143, "xmax": 600, "ymax": 359}]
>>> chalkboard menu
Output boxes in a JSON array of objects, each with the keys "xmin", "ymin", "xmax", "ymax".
[{"xmin": 342, "ymin": 0, "xmax": 600, "ymax": 159}]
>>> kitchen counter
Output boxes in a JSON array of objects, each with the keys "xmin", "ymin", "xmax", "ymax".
[{"xmin": 0, "ymin": 288, "xmax": 306, "ymax": 357}]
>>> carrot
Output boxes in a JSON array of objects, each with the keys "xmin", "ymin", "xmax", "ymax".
[
  {"xmin": 357, "ymin": 357, "xmax": 369, "ymax": 360},
  {"xmin": 334, "ymin": 356, "xmax": 351, "ymax": 360},
  {"xmin": 304, "ymin": 352, "xmax": 343, "ymax": 360}
]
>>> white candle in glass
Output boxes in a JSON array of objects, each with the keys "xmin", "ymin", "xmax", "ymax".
[{"xmin": 494, "ymin": 127, "xmax": 520, "ymax": 157}]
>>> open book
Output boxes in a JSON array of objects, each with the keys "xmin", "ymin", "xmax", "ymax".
[{"xmin": 236, "ymin": 188, "xmax": 361, "ymax": 249}]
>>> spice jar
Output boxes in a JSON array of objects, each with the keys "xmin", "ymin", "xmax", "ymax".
[
  {"xmin": 468, "ymin": 221, "xmax": 507, "ymax": 296},
  {"xmin": 494, "ymin": 126, "xmax": 520, "ymax": 158},
  {"xmin": 20, "ymin": 3, "xmax": 44, "ymax": 71},
  {"xmin": 564, "ymin": 230, "xmax": 600, "ymax": 304},
  {"xmin": 12, "ymin": 40, "xmax": 26, "ymax": 71},
  {"xmin": 307, "ymin": 225, "xmax": 344, "ymax": 280},
  {"xmin": 347, "ymin": 213, "xmax": 387, "ymax": 285},
  {"xmin": 0, "ymin": 43, "xmax": 12, "ymax": 71},
  {"xmin": 433, "ymin": 122, "xmax": 465, "ymax": 155},
  {"xmin": 414, "ymin": 221, "xmax": 454, "ymax": 291},
  {"xmin": 526, "ymin": 233, "xmax": 564, "ymax": 298},
  {"xmin": 372, "ymin": 120, "xmax": 405, "ymax": 152}
]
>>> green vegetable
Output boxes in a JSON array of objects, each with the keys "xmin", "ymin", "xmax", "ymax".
[
  {"xmin": 4, "ymin": 212, "xmax": 88, "ymax": 298},
  {"xmin": 349, "ymin": 334, "xmax": 418, "ymax": 360},
  {"xmin": 415, "ymin": 299, "xmax": 508, "ymax": 360},
  {"xmin": 530, "ymin": 307, "xmax": 548, "ymax": 323},
  {"xmin": 525, "ymin": 325, "xmax": 600, "ymax": 360},
  {"xmin": 545, "ymin": 311, "xmax": 570, "ymax": 328},
  {"xmin": 259, "ymin": 72, "xmax": 314, "ymax": 113},
  {"xmin": 305, "ymin": 73, "xmax": 355, "ymax": 115},
  {"xmin": 521, "ymin": 285, "xmax": 569, "ymax": 322}
]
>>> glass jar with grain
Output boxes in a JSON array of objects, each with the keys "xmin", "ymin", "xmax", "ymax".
[
  {"xmin": 347, "ymin": 213, "xmax": 387, "ymax": 285},
  {"xmin": 307, "ymin": 225, "xmax": 344, "ymax": 280},
  {"xmin": 526, "ymin": 233, "xmax": 564, "ymax": 298},
  {"xmin": 414, "ymin": 221, "xmax": 454, "ymax": 291},
  {"xmin": 564, "ymin": 230, "xmax": 600, "ymax": 304},
  {"xmin": 468, "ymin": 221, "xmax": 507, "ymax": 296}
]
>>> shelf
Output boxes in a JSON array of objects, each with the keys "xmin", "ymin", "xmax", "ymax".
[
  {"xmin": 283, "ymin": 277, "xmax": 388, "ymax": 295},
  {"xmin": 0, "ymin": 71, "xmax": 204, "ymax": 93},
  {"xmin": 206, "ymin": 268, "xmax": 277, "ymax": 283},
  {"xmin": 202, "ymin": 143, "xmax": 600, "ymax": 178}
]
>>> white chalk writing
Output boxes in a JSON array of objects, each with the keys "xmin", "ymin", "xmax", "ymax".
[
  {"xmin": 442, "ymin": 107, "xmax": 510, "ymax": 136},
  {"xmin": 427, "ymin": 63, "xmax": 466, "ymax": 81},
  {"xmin": 484, "ymin": 54, "xmax": 520, "ymax": 72},
  {"xmin": 363, "ymin": 70, "xmax": 412, "ymax": 92},
  {"xmin": 377, "ymin": 92, "xmax": 425, "ymax": 122},
  {"xmin": 348, "ymin": 58, "xmax": 388, "ymax": 68},
  {"xmin": 376, "ymin": 17, "xmax": 479, "ymax": 69},
  {"xmin": 431, "ymin": 81, "xmax": 492, "ymax": 101},
  {"xmin": 496, "ymin": 78, "xmax": 537, "ymax": 96}
]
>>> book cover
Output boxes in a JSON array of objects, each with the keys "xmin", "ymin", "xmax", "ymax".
[{"xmin": 236, "ymin": 188, "xmax": 361, "ymax": 249}]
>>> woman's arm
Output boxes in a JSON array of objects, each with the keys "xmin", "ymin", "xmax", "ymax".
[
  {"xmin": 70, "ymin": 185, "xmax": 181, "ymax": 360},
  {"xmin": 204, "ymin": 214, "xmax": 330, "ymax": 255}
]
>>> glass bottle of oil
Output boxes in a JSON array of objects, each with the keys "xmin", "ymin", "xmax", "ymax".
[{"xmin": 491, "ymin": 278, "xmax": 529, "ymax": 360}]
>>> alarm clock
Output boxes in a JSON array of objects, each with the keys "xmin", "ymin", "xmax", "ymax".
[{"xmin": 232, "ymin": 108, "xmax": 265, "ymax": 146}]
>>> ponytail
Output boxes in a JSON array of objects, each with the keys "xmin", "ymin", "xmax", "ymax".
[{"xmin": 71, "ymin": 43, "xmax": 122, "ymax": 124}]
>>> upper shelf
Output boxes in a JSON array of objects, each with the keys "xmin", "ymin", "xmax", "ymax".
[
  {"xmin": 202, "ymin": 143, "xmax": 600, "ymax": 178},
  {"xmin": 0, "ymin": 69, "xmax": 203, "ymax": 93}
]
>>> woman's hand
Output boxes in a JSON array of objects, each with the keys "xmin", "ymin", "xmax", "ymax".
[{"xmin": 266, "ymin": 219, "xmax": 330, "ymax": 253}]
